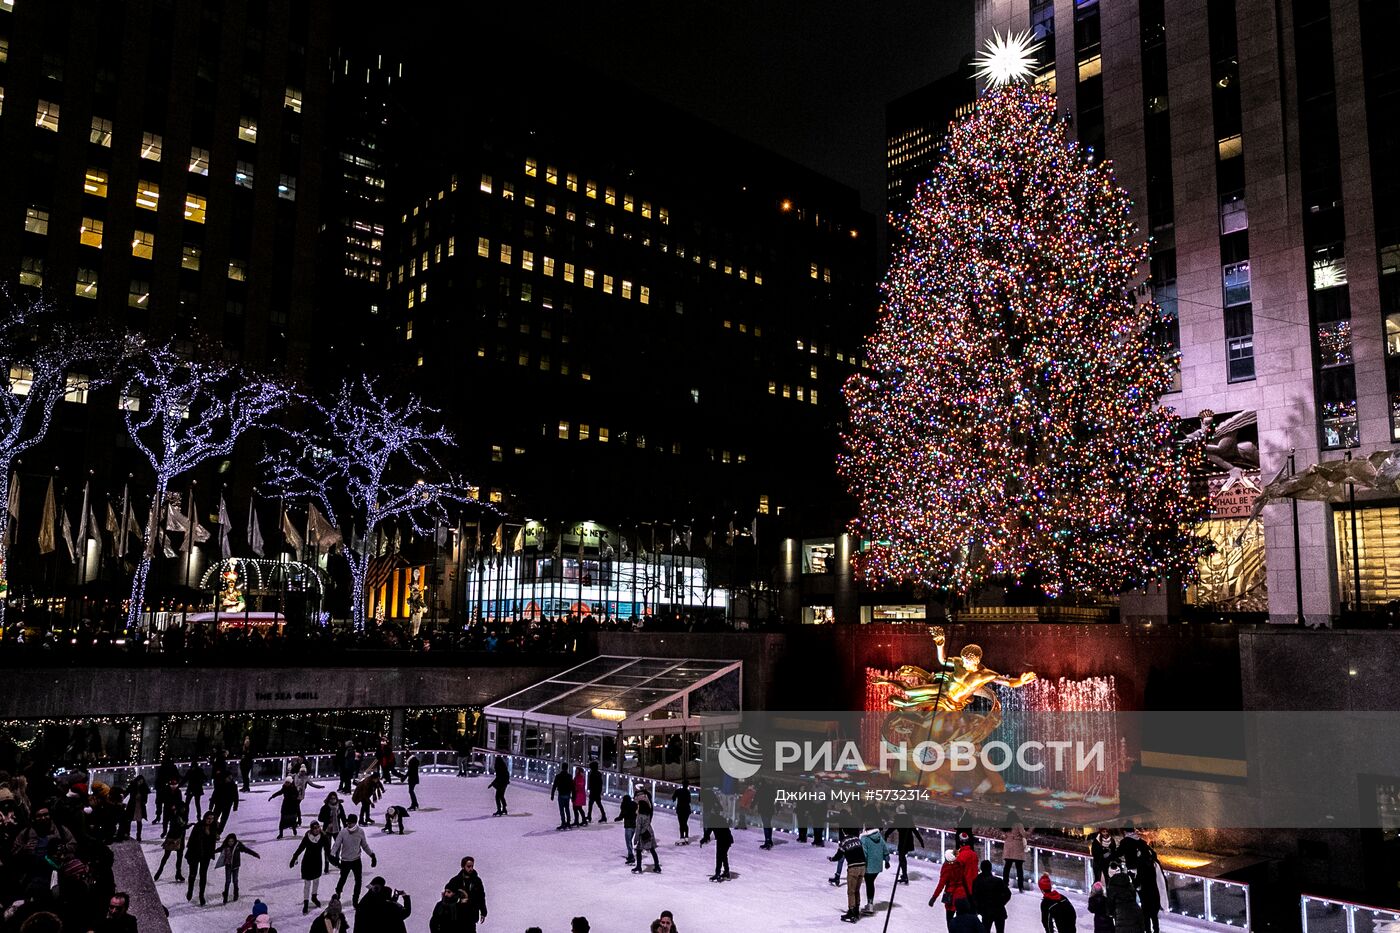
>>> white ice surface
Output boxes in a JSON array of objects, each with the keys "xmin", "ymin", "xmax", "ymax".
[{"xmin": 139, "ymin": 774, "xmax": 1218, "ymax": 932}]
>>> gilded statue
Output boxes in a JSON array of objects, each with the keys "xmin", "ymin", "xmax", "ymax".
[{"xmin": 882, "ymin": 626, "xmax": 1037, "ymax": 711}]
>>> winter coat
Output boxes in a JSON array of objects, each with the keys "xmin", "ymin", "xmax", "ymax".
[
  {"xmin": 125, "ymin": 778, "xmax": 150, "ymax": 820},
  {"xmin": 292, "ymin": 831, "xmax": 326, "ymax": 880},
  {"xmin": 447, "ymin": 869, "xmax": 487, "ymax": 922},
  {"xmin": 860, "ymin": 828, "xmax": 890, "ymax": 874},
  {"xmin": 353, "ymin": 889, "xmax": 410, "ymax": 933},
  {"xmin": 884, "ymin": 819, "xmax": 925, "ymax": 854},
  {"xmin": 161, "ymin": 819, "xmax": 186, "ymax": 853},
  {"xmin": 1041, "ymin": 892, "xmax": 1078, "ymax": 933},
  {"xmin": 429, "ymin": 899, "xmax": 469, "ymax": 933},
  {"xmin": 294, "ymin": 770, "xmax": 319, "ymax": 801},
  {"xmin": 271, "ymin": 783, "xmax": 301, "ymax": 827},
  {"xmin": 671, "ymin": 787, "xmax": 691, "ymax": 814},
  {"xmin": 1136, "ymin": 855, "xmax": 1165, "ymax": 912},
  {"xmin": 617, "ymin": 796, "xmax": 637, "ymax": 828},
  {"xmin": 972, "ymin": 870, "xmax": 1011, "ymax": 921},
  {"xmin": 755, "ymin": 782, "xmax": 776, "ymax": 817},
  {"xmin": 211, "ymin": 777, "xmax": 239, "ymax": 809},
  {"xmin": 1091, "ymin": 834, "xmax": 1117, "ymax": 867},
  {"xmin": 407, "ymin": 757, "xmax": 420, "ymax": 787},
  {"xmin": 332, "ymin": 825, "xmax": 374, "ymax": 863},
  {"xmin": 185, "ymin": 765, "xmax": 207, "ymax": 795},
  {"xmin": 1117, "ymin": 834, "xmax": 1150, "ymax": 873},
  {"xmin": 219, "ymin": 840, "xmax": 258, "ymax": 870},
  {"xmin": 1106, "ymin": 874, "xmax": 1143, "ymax": 933},
  {"xmin": 949, "ymin": 901, "xmax": 982, "ymax": 933},
  {"xmin": 309, "ymin": 910, "xmax": 349, "ymax": 933},
  {"xmin": 351, "ymin": 777, "xmax": 380, "ymax": 806},
  {"xmin": 550, "ymin": 771, "xmax": 573, "ymax": 800},
  {"xmin": 931, "ymin": 861, "xmax": 971, "ymax": 911},
  {"xmin": 572, "ymin": 772, "xmax": 587, "ymax": 807},
  {"xmin": 1002, "ymin": 825, "xmax": 1029, "ymax": 861},
  {"xmin": 318, "ymin": 801, "xmax": 346, "ymax": 836},
  {"xmin": 956, "ymin": 844, "xmax": 979, "ymax": 893},
  {"xmin": 587, "ymin": 767, "xmax": 603, "ymax": 797},
  {"xmin": 635, "ymin": 798, "xmax": 657, "ymax": 850},
  {"xmin": 488, "ymin": 762, "xmax": 509, "ymax": 790},
  {"xmin": 184, "ymin": 824, "xmax": 219, "ymax": 864},
  {"xmin": 1088, "ymin": 890, "xmax": 1114, "ymax": 933}
]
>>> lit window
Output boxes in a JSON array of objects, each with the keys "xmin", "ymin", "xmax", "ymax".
[
  {"xmin": 641, "ymin": 201, "xmax": 652, "ymax": 219},
  {"xmin": 810, "ymin": 365, "xmax": 818, "ymax": 379},
  {"xmin": 447, "ymin": 235, "xmax": 455, "ymax": 256},
  {"xmin": 520, "ymin": 281, "xmax": 532, "ymax": 303},
  {"xmin": 739, "ymin": 266, "xmax": 748, "ymax": 280},
  {"xmin": 621, "ymin": 279, "xmax": 632, "ymax": 299},
  {"xmin": 782, "ymin": 384, "xmax": 791, "ymax": 398},
  {"xmin": 623, "ymin": 194, "xmax": 634, "ymax": 212},
  {"xmin": 577, "ymin": 423, "xmax": 591, "ymax": 441},
  {"xmin": 753, "ymin": 326, "xmax": 761, "ymax": 336},
  {"xmin": 407, "ymin": 290, "xmax": 415, "ymax": 309},
  {"xmin": 583, "ymin": 268, "xmax": 595, "ymax": 288},
  {"xmin": 185, "ymin": 193, "xmax": 207, "ymax": 223},
  {"xmin": 181, "ymin": 244, "xmax": 201, "ymax": 271},
  {"xmin": 542, "ymin": 256, "xmax": 555, "ymax": 277},
  {"xmin": 797, "ymin": 386, "xmax": 805, "ymax": 401},
  {"xmin": 141, "ymin": 131, "xmax": 163, "ymax": 162},
  {"xmin": 586, "ymin": 180, "xmax": 597, "ymax": 199},
  {"xmin": 546, "ymin": 165, "xmax": 558, "ymax": 185},
  {"xmin": 810, "ymin": 262, "xmax": 819, "ymax": 279},
  {"xmin": 235, "ymin": 160, "xmax": 254, "ymax": 189},
  {"xmin": 118, "ymin": 393, "xmax": 140, "ymax": 412},
  {"xmin": 188, "ymin": 146, "xmax": 210, "ymax": 175},
  {"xmin": 23, "ymin": 206, "xmax": 48, "ymax": 235},
  {"xmin": 564, "ymin": 262, "xmax": 575, "ymax": 283},
  {"xmin": 501, "ymin": 181, "xmax": 515, "ymax": 201},
  {"xmin": 420, "ymin": 282, "xmax": 427, "ymax": 303},
  {"xmin": 136, "ymin": 181, "xmax": 160, "ymax": 210},
  {"xmin": 128, "ymin": 279, "xmax": 149, "ymax": 308},
  {"xmin": 539, "ymin": 354, "xmax": 550, "ymax": 371},
  {"xmin": 659, "ymin": 207, "xmax": 669, "ymax": 225},
  {"xmin": 810, "ymin": 389, "xmax": 819, "ymax": 404},
  {"xmin": 558, "ymin": 420, "xmax": 570, "ymax": 440},
  {"xmin": 79, "ymin": 216, "xmax": 103, "ymax": 248},
  {"xmin": 278, "ymin": 174, "xmax": 296, "ymax": 201},
  {"xmin": 8, "ymin": 366, "xmax": 33, "ymax": 395},
  {"xmin": 435, "ymin": 244, "xmax": 442, "ymax": 263},
  {"xmin": 522, "ymin": 249, "xmax": 534, "ymax": 271},
  {"xmin": 739, "ymin": 323, "xmax": 748, "ymax": 333},
  {"xmin": 524, "ymin": 158, "xmax": 537, "ymax": 177},
  {"xmin": 480, "ymin": 174, "xmax": 493, "ymax": 194},
  {"xmin": 478, "ymin": 236, "xmax": 490, "ymax": 258},
  {"xmin": 1217, "ymin": 134, "xmax": 1242, "ymax": 160},
  {"xmin": 566, "ymin": 172, "xmax": 578, "ymax": 191},
  {"xmin": 758, "ymin": 494, "xmax": 770, "ymax": 515},
  {"xmin": 640, "ymin": 285, "xmax": 650, "ymax": 305},
  {"xmin": 603, "ymin": 274, "xmax": 613, "ymax": 294},
  {"xmin": 18, "ymin": 256, "xmax": 42, "ymax": 287},
  {"xmin": 581, "ymin": 368, "xmax": 591, "ymax": 381},
  {"xmin": 90, "ymin": 116, "xmax": 112, "ymax": 146},
  {"xmin": 35, "ymin": 99, "xmax": 59, "ymax": 131},
  {"xmin": 754, "ymin": 271, "xmax": 762, "ymax": 285},
  {"xmin": 74, "ymin": 267, "xmax": 98, "ymax": 298},
  {"xmin": 768, "ymin": 381, "xmax": 776, "ymax": 395},
  {"xmin": 488, "ymin": 489, "xmax": 503, "ymax": 504},
  {"xmin": 560, "ymin": 361, "xmax": 570, "ymax": 375},
  {"xmin": 238, "ymin": 117, "xmax": 257, "ymax": 142},
  {"xmin": 64, "ymin": 373, "xmax": 90, "ymax": 404},
  {"xmin": 1223, "ymin": 261, "xmax": 1251, "ymax": 306},
  {"xmin": 500, "ymin": 243, "xmax": 512, "ymax": 264},
  {"xmin": 131, "ymin": 230, "xmax": 155, "ymax": 260},
  {"xmin": 228, "ymin": 259, "xmax": 247, "ymax": 281},
  {"xmin": 823, "ymin": 267, "xmax": 831, "ymax": 284},
  {"xmin": 724, "ymin": 262, "xmax": 733, "ymax": 275},
  {"xmin": 284, "ymin": 87, "xmax": 303, "ymax": 113},
  {"xmin": 604, "ymin": 187, "xmax": 616, "ymax": 206}
]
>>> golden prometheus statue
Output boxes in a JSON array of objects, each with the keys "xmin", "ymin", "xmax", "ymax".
[{"xmin": 878, "ymin": 626, "xmax": 1037, "ymax": 794}]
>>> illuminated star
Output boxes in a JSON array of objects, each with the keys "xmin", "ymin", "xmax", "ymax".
[{"xmin": 971, "ymin": 30, "xmax": 1043, "ymax": 87}]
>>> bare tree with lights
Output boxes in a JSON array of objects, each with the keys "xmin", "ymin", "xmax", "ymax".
[
  {"xmin": 123, "ymin": 345, "xmax": 289, "ymax": 627},
  {"xmin": 265, "ymin": 377, "xmax": 475, "ymax": 631},
  {"xmin": 0, "ymin": 294, "xmax": 120, "ymax": 626}
]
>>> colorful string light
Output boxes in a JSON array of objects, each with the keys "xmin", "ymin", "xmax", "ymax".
[{"xmin": 841, "ymin": 84, "xmax": 1207, "ymax": 598}]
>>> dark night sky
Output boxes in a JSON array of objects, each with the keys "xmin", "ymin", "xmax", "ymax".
[{"xmin": 439, "ymin": 1, "xmax": 974, "ymax": 218}]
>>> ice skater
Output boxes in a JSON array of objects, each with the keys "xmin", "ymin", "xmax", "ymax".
[
  {"xmin": 382, "ymin": 803, "xmax": 410, "ymax": 834},
  {"xmin": 586, "ymin": 760, "xmax": 607, "ymax": 822},
  {"xmin": 858, "ymin": 826, "xmax": 890, "ymax": 916},
  {"xmin": 152, "ymin": 812, "xmax": 186, "ymax": 883},
  {"xmin": 572, "ymin": 766, "xmax": 588, "ymax": 825},
  {"xmin": 290, "ymin": 820, "xmax": 327, "ymax": 914},
  {"xmin": 331, "ymin": 813, "xmax": 376, "ymax": 908},
  {"xmin": 184, "ymin": 811, "xmax": 219, "ymax": 906},
  {"xmin": 269, "ymin": 779, "xmax": 300, "ymax": 839},
  {"xmin": 708, "ymin": 812, "xmax": 733, "ymax": 882},
  {"xmin": 616, "ymin": 792, "xmax": 637, "ymax": 862},
  {"xmin": 831, "ymin": 827, "xmax": 866, "ymax": 923},
  {"xmin": 353, "ymin": 771, "xmax": 383, "ymax": 825},
  {"xmin": 883, "ymin": 805, "xmax": 925, "ymax": 884},
  {"xmin": 671, "ymin": 785, "xmax": 692, "ymax": 844},
  {"xmin": 293, "ymin": 763, "xmax": 323, "ymax": 827},
  {"xmin": 183, "ymin": 760, "xmax": 207, "ymax": 821},
  {"xmin": 123, "ymin": 773, "xmax": 149, "ymax": 842},
  {"xmin": 406, "ymin": 752, "xmax": 421, "ymax": 810},
  {"xmin": 489, "ymin": 756, "xmax": 510, "ymax": 815},
  {"xmin": 631, "ymin": 789, "xmax": 662, "ymax": 873},
  {"xmin": 551, "ymin": 765, "xmax": 575, "ymax": 830},
  {"xmin": 218, "ymin": 831, "xmax": 260, "ymax": 904}
]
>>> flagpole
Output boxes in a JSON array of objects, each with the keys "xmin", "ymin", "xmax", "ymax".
[
  {"xmin": 278, "ymin": 497, "xmax": 288, "ymax": 624},
  {"xmin": 78, "ymin": 476, "xmax": 91, "ymax": 615}
]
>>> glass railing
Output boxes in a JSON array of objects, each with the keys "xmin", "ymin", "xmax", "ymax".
[{"xmin": 1302, "ymin": 894, "xmax": 1400, "ymax": 933}]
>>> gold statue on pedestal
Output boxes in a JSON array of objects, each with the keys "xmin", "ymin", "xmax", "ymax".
[{"xmin": 878, "ymin": 627, "xmax": 1038, "ymax": 794}]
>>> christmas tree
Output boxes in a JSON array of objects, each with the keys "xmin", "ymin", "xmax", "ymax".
[{"xmin": 841, "ymin": 81, "xmax": 1205, "ymax": 598}]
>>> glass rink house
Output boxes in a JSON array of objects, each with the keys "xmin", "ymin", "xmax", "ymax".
[{"xmin": 482, "ymin": 656, "xmax": 742, "ymax": 782}]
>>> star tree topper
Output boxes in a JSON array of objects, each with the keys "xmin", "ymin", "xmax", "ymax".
[{"xmin": 972, "ymin": 29, "xmax": 1043, "ymax": 87}]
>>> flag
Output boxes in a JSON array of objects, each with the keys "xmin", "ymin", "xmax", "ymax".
[
  {"xmin": 5, "ymin": 472, "xmax": 18, "ymax": 547},
  {"xmin": 217, "ymin": 495, "xmax": 233, "ymax": 560},
  {"xmin": 247, "ymin": 499, "xmax": 265, "ymax": 557},
  {"xmin": 282, "ymin": 509, "xmax": 304, "ymax": 553},
  {"xmin": 160, "ymin": 532, "xmax": 177, "ymax": 559},
  {"xmin": 165, "ymin": 498, "xmax": 189, "ymax": 533},
  {"xmin": 434, "ymin": 522, "xmax": 448, "ymax": 548},
  {"xmin": 751, "ymin": 516, "xmax": 759, "ymax": 546},
  {"xmin": 553, "ymin": 530, "xmax": 562, "ymax": 558},
  {"xmin": 512, "ymin": 527, "xmax": 524, "ymax": 554},
  {"xmin": 116, "ymin": 485, "xmax": 133, "ymax": 559},
  {"xmin": 183, "ymin": 495, "xmax": 210, "ymax": 553},
  {"xmin": 704, "ymin": 531, "xmax": 714, "ymax": 551},
  {"xmin": 474, "ymin": 521, "xmax": 482, "ymax": 556},
  {"xmin": 38, "ymin": 478, "xmax": 55, "ymax": 555},
  {"xmin": 75, "ymin": 482, "xmax": 91, "ymax": 544},
  {"xmin": 683, "ymin": 528, "xmax": 693, "ymax": 551},
  {"xmin": 727, "ymin": 520, "xmax": 736, "ymax": 546},
  {"xmin": 491, "ymin": 524, "xmax": 503, "ymax": 553},
  {"xmin": 391, "ymin": 526, "xmax": 402, "ymax": 555},
  {"xmin": 307, "ymin": 502, "xmax": 342, "ymax": 553},
  {"xmin": 60, "ymin": 500, "xmax": 76, "ymax": 563},
  {"xmin": 621, "ymin": 536, "xmax": 631, "ymax": 560},
  {"xmin": 105, "ymin": 501, "xmax": 118, "ymax": 537}
]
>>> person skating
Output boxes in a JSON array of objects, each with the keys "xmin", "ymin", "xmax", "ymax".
[
  {"xmin": 488, "ymin": 756, "xmax": 509, "ymax": 815},
  {"xmin": 1088, "ymin": 881, "xmax": 1114, "ymax": 933},
  {"xmin": 1136, "ymin": 845, "xmax": 1167, "ymax": 933},
  {"xmin": 1117, "ymin": 826, "xmax": 1149, "ymax": 874},
  {"xmin": 709, "ymin": 811, "xmax": 733, "ymax": 882},
  {"xmin": 1001, "ymin": 820, "xmax": 1030, "ymax": 893},
  {"xmin": 883, "ymin": 805, "xmax": 925, "ymax": 884},
  {"xmin": 291, "ymin": 820, "xmax": 328, "ymax": 914},
  {"xmin": 832, "ymin": 827, "xmax": 866, "ymax": 923},
  {"xmin": 354, "ymin": 876, "xmax": 411, "ymax": 933},
  {"xmin": 571, "ymin": 766, "xmax": 588, "ymax": 825},
  {"xmin": 406, "ymin": 752, "xmax": 421, "ymax": 810},
  {"xmin": 293, "ymin": 764, "xmax": 324, "ymax": 828},
  {"xmin": 211, "ymin": 770, "xmax": 240, "ymax": 833},
  {"xmin": 616, "ymin": 792, "xmax": 638, "ymax": 862},
  {"xmin": 153, "ymin": 812, "xmax": 187, "ymax": 882},
  {"xmin": 550, "ymin": 765, "xmax": 574, "ymax": 830},
  {"xmin": 184, "ymin": 760, "xmax": 207, "ymax": 821},
  {"xmin": 337, "ymin": 741, "xmax": 357, "ymax": 794},
  {"xmin": 310, "ymin": 895, "xmax": 349, "ymax": 933},
  {"xmin": 123, "ymin": 774, "xmax": 149, "ymax": 842},
  {"xmin": 972, "ymin": 860, "xmax": 1011, "ymax": 933},
  {"xmin": 351, "ymin": 772, "xmax": 382, "ymax": 825},
  {"xmin": 671, "ymin": 784, "xmax": 692, "ymax": 844},
  {"xmin": 586, "ymin": 760, "xmax": 606, "ymax": 822},
  {"xmin": 1105, "ymin": 861, "xmax": 1144, "ymax": 933},
  {"xmin": 1090, "ymin": 828, "xmax": 1117, "ymax": 886},
  {"xmin": 755, "ymin": 780, "xmax": 777, "ymax": 850},
  {"xmin": 930, "ymin": 850, "xmax": 973, "ymax": 932},
  {"xmin": 948, "ymin": 898, "xmax": 981, "ymax": 933},
  {"xmin": 1039, "ymin": 874, "xmax": 1078, "ymax": 933},
  {"xmin": 858, "ymin": 826, "xmax": 890, "ymax": 916},
  {"xmin": 697, "ymin": 786, "xmax": 719, "ymax": 845},
  {"xmin": 382, "ymin": 803, "xmax": 411, "ymax": 834},
  {"xmin": 239, "ymin": 736, "xmax": 255, "ymax": 792},
  {"xmin": 446, "ymin": 855, "xmax": 488, "ymax": 931},
  {"xmin": 331, "ymin": 813, "xmax": 377, "ymax": 908},
  {"xmin": 631, "ymin": 788, "xmax": 662, "ymax": 873},
  {"xmin": 955, "ymin": 837, "xmax": 980, "ymax": 901},
  {"xmin": 184, "ymin": 811, "xmax": 220, "ymax": 905},
  {"xmin": 218, "ymin": 831, "xmax": 260, "ymax": 904},
  {"xmin": 271, "ymin": 779, "xmax": 301, "ymax": 839}
]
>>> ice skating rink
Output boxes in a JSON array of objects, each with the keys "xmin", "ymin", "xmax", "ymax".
[{"xmin": 141, "ymin": 774, "xmax": 1222, "ymax": 932}]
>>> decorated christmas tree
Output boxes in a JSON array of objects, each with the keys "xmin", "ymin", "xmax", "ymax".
[{"xmin": 841, "ymin": 76, "xmax": 1205, "ymax": 598}]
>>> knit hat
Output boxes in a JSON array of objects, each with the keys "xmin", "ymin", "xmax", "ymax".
[
  {"xmin": 252, "ymin": 899, "xmax": 268, "ymax": 917},
  {"xmin": 370, "ymin": 876, "xmax": 386, "ymax": 887},
  {"xmin": 1038, "ymin": 874, "xmax": 1053, "ymax": 893},
  {"xmin": 255, "ymin": 915, "xmax": 271, "ymax": 929}
]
